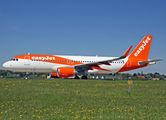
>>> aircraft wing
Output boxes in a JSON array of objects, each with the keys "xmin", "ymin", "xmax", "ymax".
[{"xmin": 74, "ymin": 46, "xmax": 132, "ymax": 68}]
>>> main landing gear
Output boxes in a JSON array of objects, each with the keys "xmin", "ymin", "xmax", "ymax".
[
  {"xmin": 81, "ymin": 75, "xmax": 88, "ymax": 79},
  {"xmin": 74, "ymin": 75, "xmax": 80, "ymax": 79},
  {"xmin": 74, "ymin": 75, "xmax": 88, "ymax": 79}
]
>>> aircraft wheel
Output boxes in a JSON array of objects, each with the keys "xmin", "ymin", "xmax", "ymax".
[
  {"xmin": 74, "ymin": 75, "xmax": 80, "ymax": 79},
  {"xmin": 81, "ymin": 75, "xmax": 88, "ymax": 79}
]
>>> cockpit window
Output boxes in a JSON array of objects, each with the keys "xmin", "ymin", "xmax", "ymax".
[{"xmin": 10, "ymin": 58, "xmax": 19, "ymax": 61}]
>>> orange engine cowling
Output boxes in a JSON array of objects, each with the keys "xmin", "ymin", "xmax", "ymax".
[
  {"xmin": 57, "ymin": 67, "xmax": 75, "ymax": 78},
  {"xmin": 51, "ymin": 73, "xmax": 59, "ymax": 78}
]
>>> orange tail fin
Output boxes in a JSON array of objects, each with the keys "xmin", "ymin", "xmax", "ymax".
[{"xmin": 129, "ymin": 35, "xmax": 153, "ymax": 60}]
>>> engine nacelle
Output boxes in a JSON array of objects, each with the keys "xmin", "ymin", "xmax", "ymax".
[
  {"xmin": 57, "ymin": 67, "xmax": 75, "ymax": 78},
  {"xmin": 51, "ymin": 73, "xmax": 59, "ymax": 78}
]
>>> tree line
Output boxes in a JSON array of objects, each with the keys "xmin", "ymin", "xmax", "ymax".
[
  {"xmin": 0, "ymin": 69, "xmax": 165, "ymax": 80},
  {"xmin": 0, "ymin": 70, "xmax": 48, "ymax": 79}
]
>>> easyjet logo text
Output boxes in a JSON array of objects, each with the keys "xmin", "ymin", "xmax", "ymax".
[
  {"xmin": 31, "ymin": 56, "xmax": 55, "ymax": 60},
  {"xmin": 134, "ymin": 37, "xmax": 151, "ymax": 57}
]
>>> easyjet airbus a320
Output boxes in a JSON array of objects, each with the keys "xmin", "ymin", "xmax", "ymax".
[{"xmin": 3, "ymin": 35, "xmax": 163, "ymax": 79}]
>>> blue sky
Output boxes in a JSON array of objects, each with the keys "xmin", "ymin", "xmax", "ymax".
[{"xmin": 0, "ymin": 0, "xmax": 165, "ymax": 74}]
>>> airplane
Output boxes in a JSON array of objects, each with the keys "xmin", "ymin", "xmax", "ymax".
[{"xmin": 2, "ymin": 35, "xmax": 163, "ymax": 79}]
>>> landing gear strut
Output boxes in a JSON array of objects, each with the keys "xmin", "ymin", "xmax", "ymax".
[{"xmin": 24, "ymin": 72, "xmax": 29, "ymax": 79}]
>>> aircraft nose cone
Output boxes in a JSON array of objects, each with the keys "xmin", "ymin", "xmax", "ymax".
[
  {"xmin": 2, "ymin": 62, "xmax": 10, "ymax": 69},
  {"xmin": 3, "ymin": 62, "xmax": 7, "ymax": 69}
]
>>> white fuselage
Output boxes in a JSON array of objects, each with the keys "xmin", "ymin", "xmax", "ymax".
[{"xmin": 3, "ymin": 55, "xmax": 127, "ymax": 74}]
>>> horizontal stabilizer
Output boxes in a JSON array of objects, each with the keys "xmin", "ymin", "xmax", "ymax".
[{"xmin": 139, "ymin": 59, "xmax": 163, "ymax": 65}]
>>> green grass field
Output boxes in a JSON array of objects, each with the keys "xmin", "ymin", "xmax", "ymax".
[{"xmin": 0, "ymin": 79, "xmax": 166, "ymax": 120}]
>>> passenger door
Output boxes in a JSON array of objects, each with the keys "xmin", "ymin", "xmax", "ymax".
[{"xmin": 24, "ymin": 56, "xmax": 30, "ymax": 66}]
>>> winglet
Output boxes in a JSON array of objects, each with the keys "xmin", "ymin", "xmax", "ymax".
[{"xmin": 120, "ymin": 46, "xmax": 133, "ymax": 58}]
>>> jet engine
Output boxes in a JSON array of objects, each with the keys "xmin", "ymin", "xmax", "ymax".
[{"xmin": 57, "ymin": 67, "xmax": 75, "ymax": 78}]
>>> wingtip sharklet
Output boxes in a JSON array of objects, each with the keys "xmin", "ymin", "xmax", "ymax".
[{"xmin": 121, "ymin": 45, "xmax": 133, "ymax": 58}]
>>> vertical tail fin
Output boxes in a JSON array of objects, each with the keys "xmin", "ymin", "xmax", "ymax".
[{"xmin": 129, "ymin": 35, "xmax": 153, "ymax": 60}]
